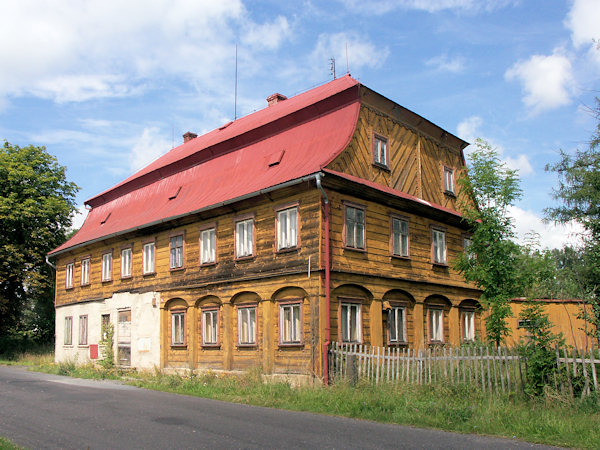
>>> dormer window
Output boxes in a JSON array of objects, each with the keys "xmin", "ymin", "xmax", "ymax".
[{"xmin": 373, "ymin": 135, "xmax": 388, "ymax": 168}]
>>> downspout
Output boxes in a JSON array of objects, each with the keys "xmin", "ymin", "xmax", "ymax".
[
  {"xmin": 45, "ymin": 255, "xmax": 56, "ymax": 270},
  {"xmin": 316, "ymin": 173, "xmax": 331, "ymax": 384}
]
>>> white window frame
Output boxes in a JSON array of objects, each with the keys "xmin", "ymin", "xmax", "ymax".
[
  {"xmin": 237, "ymin": 306, "xmax": 256, "ymax": 345},
  {"xmin": 235, "ymin": 218, "xmax": 254, "ymax": 258},
  {"xmin": 276, "ymin": 207, "xmax": 298, "ymax": 251},
  {"xmin": 171, "ymin": 311, "xmax": 186, "ymax": 346},
  {"xmin": 65, "ymin": 263, "xmax": 74, "ymax": 289},
  {"xmin": 101, "ymin": 253, "xmax": 112, "ymax": 282},
  {"xmin": 64, "ymin": 316, "xmax": 73, "ymax": 345},
  {"xmin": 463, "ymin": 236, "xmax": 474, "ymax": 260},
  {"xmin": 340, "ymin": 302, "xmax": 362, "ymax": 343},
  {"xmin": 202, "ymin": 308, "xmax": 219, "ymax": 346},
  {"xmin": 143, "ymin": 242, "xmax": 155, "ymax": 274},
  {"xmin": 373, "ymin": 134, "xmax": 388, "ymax": 167},
  {"xmin": 78, "ymin": 315, "xmax": 88, "ymax": 346},
  {"xmin": 170, "ymin": 235, "xmax": 184, "ymax": 269},
  {"xmin": 344, "ymin": 205, "xmax": 365, "ymax": 250},
  {"xmin": 279, "ymin": 302, "xmax": 301, "ymax": 344},
  {"xmin": 443, "ymin": 166, "xmax": 455, "ymax": 194},
  {"xmin": 429, "ymin": 308, "xmax": 444, "ymax": 342},
  {"xmin": 200, "ymin": 228, "xmax": 216, "ymax": 264},
  {"xmin": 80, "ymin": 258, "xmax": 90, "ymax": 285},
  {"xmin": 391, "ymin": 216, "xmax": 409, "ymax": 257},
  {"xmin": 388, "ymin": 305, "xmax": 406, "ymax": 344},
  {"xmin": 432, "ymin": 228, "xmax": 447, "ymax": 264},
  {"xmin": 121, "ymin": 247, "xmax": 132, "ymax": 278},
  {"xmin": 462, "ymin": 310, "xmax": 475, "ymax": 341}
]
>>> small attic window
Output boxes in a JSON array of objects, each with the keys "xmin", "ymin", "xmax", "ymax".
[
  {"xmin": 169, "ymin": 186, "xmax": 182, "ymax": 200},
  {"xmin": 267, "ymin": 150, "xmax": 285, "ymax": 167},
  {"xmin": 100, "ymin": 212, "xmax": 111, "ymax": 225}
]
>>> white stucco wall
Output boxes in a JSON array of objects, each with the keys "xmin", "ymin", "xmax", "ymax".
[{"xmin": 55, "ymin": 291, "xmax": 161, "ymax": 370}]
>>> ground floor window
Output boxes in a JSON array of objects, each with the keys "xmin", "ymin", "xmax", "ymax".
[
  {"xmin": 78, "ymin": 315, "xmax": 88, "ymax": 346},
  {"xmin": 280, "ymin": 302, "xmax": 301, "ymax": 344},
  {"xmin": 341, "ymin": 302, "xmax": 361, "ymax": 343},
  {"xmin": 64, "ymin": 316, "xmax": 73, "ymax": 345},
  {"xmin": 202, "ymin": 309, "xmax": 218, "ymax": 346},
  {"xmin": 237, "ymin": 306, "xmax": 256, "ymax": 345},
  {"xmin": 171, "ymin": 311, "xmax": 186, "ymax": 346},
  {"xmin": 429, "ymin": 308, "xmax": 444, "ymax": 342},
  {"xmin": 462, "ymin": 310, "xmax": 475, "ymax": 341},
  {"xmin": 388, "ymin": 306, "xmax": 406, "ymax": 344}
]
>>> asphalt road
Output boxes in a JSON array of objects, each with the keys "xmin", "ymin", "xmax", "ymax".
[{"xmin": 0, "ymin": 365, "xmax": 557, "ymax": 449}]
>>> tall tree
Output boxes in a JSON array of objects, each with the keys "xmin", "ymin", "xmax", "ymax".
[
  {"xmin": 545, "ymin": 99, "xmax": 600, "ymax": 345},
  {"xmin": 0, "ymin": 141, "xmax": 79, "ymax": 347},
  {"xmin": 456, "ymin": 139, "xmax": 523, "ymax": 346}
]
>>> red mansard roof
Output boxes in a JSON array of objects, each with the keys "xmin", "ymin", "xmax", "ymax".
[
  {"xmin": 49, "ymin": 75, "xmax": 466, "ymax": 256},
  {"xmin": 50, "ymin": 76, "xmax": 361, "ymax": 255}
]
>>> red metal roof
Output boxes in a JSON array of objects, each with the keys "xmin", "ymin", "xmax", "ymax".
[{"xmin": 50, "ymin": 75, "xmax": 361, "ymax": 255}]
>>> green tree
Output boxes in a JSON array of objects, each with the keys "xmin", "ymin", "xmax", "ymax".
[
  {"xmin": 456, "ymin": 139, "xmax": 523, "ymax": 346},
  {"xmin": 0, "ymin": 141, "xmax": 79, "ymax": 350},
  {"xmin": 545, "ymin": 99, "xmax": 600, "ymax": 345}
]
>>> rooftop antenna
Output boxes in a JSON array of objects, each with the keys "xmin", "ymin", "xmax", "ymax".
[
  {"xmin": 171, "ymin": 125, "xmax": 174, "ymax": 149},
  {"xmin": 234, "ymin": 43, "xmax": 238, "ymax": 120},
  {"xmin": 329, "ymin": 57, "xmax": 336, "ymax": 80},
  {"xmin": 345, "ymin": 42, "xmax": 349, "ymax": 74}
]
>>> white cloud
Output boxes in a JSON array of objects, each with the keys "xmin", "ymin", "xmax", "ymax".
[
  {"xmin": 509, "ymin": 206, "xmax": 585, "ymax": 250},
  {"xmin": 425, "ymin": 54, "xmax": 465, "ymax": 73},
  {"xmin": 70, "ymin": 205, "xmax": 88, "ymax": 230},
  {"xmin": 311, "ymin": 32, "xmax": 389, "ymax": 74},
  {"xmin": 457, "ymin": 116, "xmax": 534, "ymax": 176},
  {"xmin": 505, "ymin": 50, "xmax": 575, "ymax": 114},
  {"xmin": 242, "ymin": 16, "xmax": 291, "ymax": 51},
  {"xmin": 129, "ymin": 127, "xmax": 172, "ymax": 172},
  {"xmin": 0, "ymin": 0, "xmax": 247, "ymax": 103},
  {"xmin": 565, "ymin": 0, "xmax": 600, "ymax": 48}
]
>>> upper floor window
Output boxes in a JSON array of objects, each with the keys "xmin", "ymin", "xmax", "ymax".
[
  {"xmin": 388, "ymin": 305, "xmax": 406, "ymax": 344},
  {"xmin": 345, "ymin": 205, "xmax": 365, "ymax": 250},
  {"xmin": 391, "ymin": 216, "xmax": 409, "ymax": 257},
  {"xmin": 202, "ymin": 308, "xmax": 219, "ymax": 346},
  {"xmin": 78, "ymin": 315, "xmax": 88, "ymax": 346},
  {"xmin": 80, "ymin": 257, "xmax": 90, "ymax": 285},
  {"xmin": 340, "ymin": 301, "xmax": 361, "ymax": 343},
  {"xmin": 443, "ymin": 166, "xmax": 455, "ymax": 195},
  {"xmin": 64, "ymin": 316, "xmax": 73, "ymax": 345},
  {"xmin": 170, "ymin": 235, "xmax": 184, "ymax": 269},
  {"xmin": 463, "ymin": 236, "xmax": 474, "ymax": 260},
  {"xmin": 462, "ymin": 310, "xmax": 475, "ymax": 341},
  {"xmin": 121, "ymin": 247, "xmax": 132, "ymax": 278},
  {"xmin": 276, "ymin": 206, "xmax": 298, "ymax": 251},
  {"xmin": 237, "ymin": 305, "xmax": 256, "ymax": 345},
  {"xmin": 200, "ymin": 227, "xmax": 216, "ymax": 264},
  {"xmin": 429, "ymin": 308, "xmax": 444, "ymax": 342},
  {"xmin": 65, "ymin": 263, "xmax": 74, "ymax": 289},
  {"xmin": 432, "ymin": 228, "xmax": 447, "ymax": 265},
  {"xmin": 373, "ymin": 134, "xmax": 388, "ymax": 167},
  {"xmin": 101, "ymin": 252, "xmax": 112, "ymax": 282},
  {"xmin": 143, "ymin": 242, "xmax": 155, "ymax": 274},
  {"xmin": 280, "ymin": 301, "xmax": 301, "ymax": 344},
  {"xmin": 235, "ymin": 218, "xmax": 254, "ymax": 258}
]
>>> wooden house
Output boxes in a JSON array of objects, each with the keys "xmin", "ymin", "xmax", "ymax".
[{"xmin": 48, "ymin": 75, "xmax": 483, "ymax": 380}]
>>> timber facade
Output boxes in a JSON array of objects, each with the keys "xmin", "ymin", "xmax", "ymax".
[{"xmin": 50, "ymin": 76, "xmax": 483, "ymax": 380}]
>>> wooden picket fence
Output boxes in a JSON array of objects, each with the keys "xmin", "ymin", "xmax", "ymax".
[{"xmin": 328, "ymin": 342, "xmax": 600, "ymax": 396}]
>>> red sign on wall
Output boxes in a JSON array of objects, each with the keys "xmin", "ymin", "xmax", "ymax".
[{"xmin": 89, "ymin": 344, "xmax": 98, "ymax": 359}]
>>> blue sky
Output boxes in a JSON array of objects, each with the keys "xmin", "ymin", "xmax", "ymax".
[{"xmin": 1, "ymin": 0, "xmax": 598, "ymax": 249}]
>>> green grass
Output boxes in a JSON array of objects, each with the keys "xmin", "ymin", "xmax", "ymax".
[
  {"xmin": 3, "ymin": 353, "xmax": 599, "ymax": 448},
  {"xmin": 0, "ymin": 436, "xmax": 21, "ymax": 450}
]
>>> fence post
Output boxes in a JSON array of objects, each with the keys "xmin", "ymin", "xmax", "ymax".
[{"xmin": 347, "ymin": 353, "xmax": 358, "ymax": 386}]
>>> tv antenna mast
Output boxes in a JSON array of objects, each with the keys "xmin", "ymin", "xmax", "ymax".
[{"xmin": 234, "ymin": 43, "xmax": 238, "ymax": 120}]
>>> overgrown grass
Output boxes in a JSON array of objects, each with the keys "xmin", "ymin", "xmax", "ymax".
[
  {"xmin": 3, "ymin": 354, "xmax": 599, "ymax": 448},
  {"xmin": 0, "ymin": 344, "xmax": 53, "ymax": 366},
  {"xmin": 0, "ymin": 436, "xmax": 21, "ymax": 450}
]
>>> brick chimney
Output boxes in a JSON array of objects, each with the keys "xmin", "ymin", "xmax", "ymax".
[
  {"xmin": 267, "ymin": 93, "xmax": 287, "ymax": 106},
  {"xmin": 183, "ymin": 131, "xmax": 197, "ymax": 143}
]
